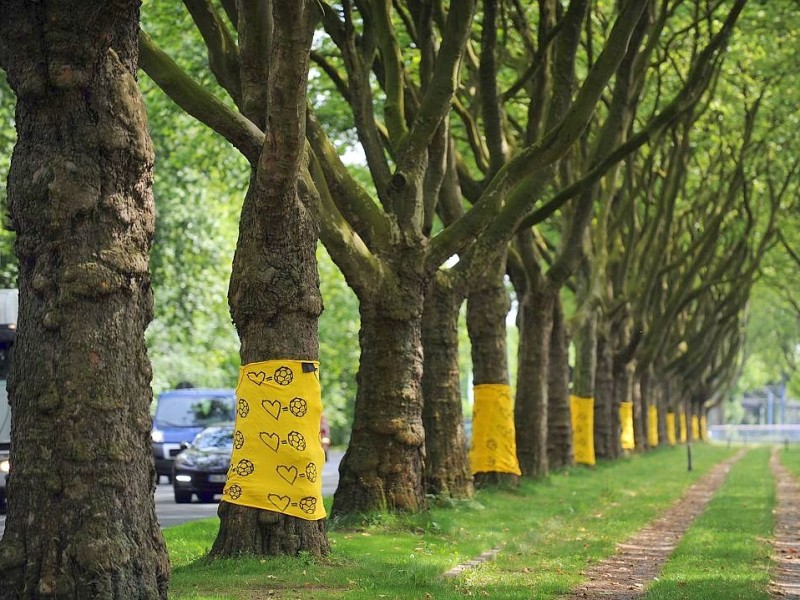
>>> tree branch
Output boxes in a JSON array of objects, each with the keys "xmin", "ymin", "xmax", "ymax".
[
  {"xmin": 139, "ymin": 30, "xmax": 263, "ymax": 164},
  {"xmin": 182, "ymin": 0, "xmax": 242, "ymax": 107}
]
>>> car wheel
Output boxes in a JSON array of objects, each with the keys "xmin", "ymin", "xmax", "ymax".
[{"xmin": 174, "ymin": 489, "xmax": 193, "ymax": 504}]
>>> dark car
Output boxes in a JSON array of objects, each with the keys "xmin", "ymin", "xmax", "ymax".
[
  {"xmin": 172, "ymin": 422, "xmax": 234, "ymax": 503},
  {"xmin": 152, "ymin": 388, "xmax": 236, "ymax": 483}
]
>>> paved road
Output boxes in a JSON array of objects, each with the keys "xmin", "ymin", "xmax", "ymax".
[{"xmin": 0, "ymin": 449, "xmax": 342, "ymax": 537}]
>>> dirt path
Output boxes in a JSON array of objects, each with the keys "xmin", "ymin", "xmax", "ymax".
[
  {"xmin": 562, "ymin": 449, "xmax": 746, "ymax": 599},
  {"xmin": 769, "ymin": 449, "xmax": 800, "ymax": 599}
]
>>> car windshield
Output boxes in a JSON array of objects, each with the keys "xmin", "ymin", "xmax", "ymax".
[
  {"xmin": 193, "ymin": 427, "xmax": 234, "ymax": 450},
  {"xmin": 155, "ymin": 395, "xmax": 235, "ymax": 428}
]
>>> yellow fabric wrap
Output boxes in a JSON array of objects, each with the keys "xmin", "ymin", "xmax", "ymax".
[
  {"xmin": 620, "ymin": 402, "xmax": 635, "ymax": 450},
  {"xmin": 223, "ymin": 360, "xmax": 325, "ymax": 520},
  {"xmin": 701, "ymin": 415, "xmax": 708, "ymax": 441},
  {"xmin": 666, "ymin": 413, "xmax": 677, "ymax": 446},
  {"xmin": 679, "ymin": 412, "xmax": 688, "ymax": 442},
  {"xmin": 469, "ymin": 384, "xmax": 521, "ymax": 476},
  {"xmin": 570, "ymin": 395, "xmax": 595, "ymax": 466},
  {"xmin": 647, "ymin": 405, "xmax": 659, "ymax": 447},
  {"xmin": 691, "ymin": 415, "xmax": 700, "ymax": 440}
]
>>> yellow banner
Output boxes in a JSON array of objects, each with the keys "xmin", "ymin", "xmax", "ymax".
[
  {"xmin": 700, "ymin": 415, "xmax": 708, "ymax": 441},
  {"xmin": 647, "ymin": 405, "xmax": 658, "ymax": 447},
  {"xmin": 223, "ymin": 360, "xmax": 325, "ymax": 520},
  {"xmin": 691, "ymin": 415, "xmax": 700, "ymax": 441},
  {"xmin": 469, "ymin": 384, "xmax": 521, "ymax": 476},
  {"xmin": 679, "ymin": 411, "xmax": 687, "ymax": 442},
  {"xmin": 666, "ymin": 412, "xmax": 677, "ymax": 446},
  {"xmin": 620, "ymin": 402, "xmax": 635, "ymax": 450},
  {"xmin": 570, "ymin": 395, "xmax": 595, "ymax": 466}
]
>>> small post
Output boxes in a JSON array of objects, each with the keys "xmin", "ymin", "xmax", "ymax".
[{"xmin": 687, "ymin": 441, "xmax": 693, "ymax": 472}]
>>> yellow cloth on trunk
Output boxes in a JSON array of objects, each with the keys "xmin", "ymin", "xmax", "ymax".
[
  {"xmin": 679, "ymin": 412, "xmax": 687, "ymax": 442},
  {"xmin": 648, "ymin": 405, "xmax": 659, "ymax": 447},
  {"xmin": 691, "ymin": 415, "xmax": 700, "ymax": 441},
  {"xmin": 620, "ymin": 402, "xmax": 635, "ymax": 450},
  {"xmin": 570, "ymin": 395, "xmax": 595, "ymax": 466},
  {"xmin": 223, "ymin": 360, "xmax": 325, "ymax": 520},
  {"xmin": 701, "ymin": 415, "xmax": 708, "ymax": 441},
  {"xmin": 469, "ymin": 384, "xmax": 521, "ymax": 476},
  {"xmin": 667, "ymin": 412, "xmax": 677, "ymax": 446}
]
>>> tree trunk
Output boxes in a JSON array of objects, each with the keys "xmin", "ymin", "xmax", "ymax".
[
  {"xmin": 515, "ymin": 284, "xmax": 554, "ymax": 477},
  {"xmin": 656, "ymin": 380, "xmax": 669, "ymax": 446},
  {"xmin": 611, "ymin": 360, "xmax": 634, "ymax": 457},
  {"xmin": 467, "ymin": 255, "xmax": 520, "ymax": 486},
  {"xmin": 0, "ymin": 3, "xmax": 169, "ymax": 596},
  {"xmin": 421, "ymin": 272, "xmax": 472, "ymax": 498},
  {"xmin": 572, "ymin": 310, "xmax": 598, "ymax": 465},
  {"xmin": 332, "ymin": 263, "xmax": 428, "ymax": 515},
  {"xmin": 210, "ymin": 3, "xmax": 329, "ymax": 557},
  {"xmin": 593, "ymin": 334, "xmax": 614, "ymax": 459},
  {"xmin": 633, "ymin": 375, "xmax": 648, "ymax": 450},
  {"xmin": 547, "ymin": 294, "xmax": 573, "ymax": 470}
]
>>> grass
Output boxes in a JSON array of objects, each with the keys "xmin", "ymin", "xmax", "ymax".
[
  {"xmin": 164, "ymin": 444, "xmax": 738, "ymax": 599},
  {"xmin": 644, "ymin": 446, "xmax": 775, "ymax": 600},
  {"xmin": 779, "ymin": 444, "xmax": 800, "ymax": 479}
]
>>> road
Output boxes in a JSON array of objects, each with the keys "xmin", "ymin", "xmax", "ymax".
[{"xmin": 0, "ymin": 449, "xmax": 342, "ymax": 537}]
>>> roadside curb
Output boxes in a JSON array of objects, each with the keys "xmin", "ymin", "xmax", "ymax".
[{"xmin": 442, "ymin": 544, "xmax": 505, "ymax": 578}]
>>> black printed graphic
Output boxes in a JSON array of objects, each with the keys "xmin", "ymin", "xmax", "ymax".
[
  {"xmin": 305, "ymin": 462, "xmax": 318, "ymax": 483},
  {"xmin": 486, "ymin": 439, "xmax": 498, "ymax": 451},
  {"xmin": 273, "ymin": 366, "xmax": 294, "ymax": 386},
  {"xmin": 234, "ymin": 459, "xmax": 255, "ymax": 477},
  {"xmin": 298, "ymin": 496, "xmax": 317, "ymax": 514},
  {"xmin": 277, "ymin": 465, "xmax": 299, "ymax": 485},
  {"xmin": 268, "ymin": 493, "xmax": 291, "ymax": 512},
  {"xmin": 288, "ymin": 397, "xmax": 307, "ymax": 417},
  {"xmin": 237, "ymin": 398, "xmax": 250, "ymax": 418},
  {"xmin": 234, "ymin": 430, "xmax": 245, "ymax": 450},
  {"xmin": 227, "ymin": 484, "xmax": 242, "ymax": 500},
  {"xmin": 246, "ymin": 371, "xmax": 267, "ymax": 385},
  {"xmin": 260, "ymin": 431, "xmax": 280, "ymax": 452},
  {"xmin": 287, "ymin": 430, "xmax": 307, "ymax": 451},
  {"xmin": 246, "ymin": 365, "xmax": 293, "ymax": 387},
  {"xmin": 262, "ymin": 399, "xmax": 282, "ymax": 420}
]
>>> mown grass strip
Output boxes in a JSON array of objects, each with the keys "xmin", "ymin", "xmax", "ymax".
[
  {"xmin": 643, "ymin": 446, "xmax": 774, "ymax": 600},
  {"xmin": 164, "ymin": 444, "xmax": 737, "ymax": 599},
  {"xmin": 779, "ymin": 445, "xmax": 800, "ymax": 480}
]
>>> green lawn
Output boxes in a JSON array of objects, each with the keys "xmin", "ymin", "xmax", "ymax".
[
  {"xmin": 779, "ymin": 445, "xmax": 800, "ymax": 479},
  {"xmin": 164, "ymin": 445, "xmax": 739, "ymax": 599},
  {"xmin": 644, "ymin": 446, "xmax": 774, "ymax": 600}
]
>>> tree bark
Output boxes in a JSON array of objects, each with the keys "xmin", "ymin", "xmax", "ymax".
[
  {"xmin": 515, "ymin": 284, "xmax": 555, "ymax": 477},
  {"xmin": 593, "ymin": 334, "xmax": 614, "ymax": 459},
  {"xmin": 421, "ymin": 272, "xmax": 472, "ymax": 498},
  {"xmin": 633, "ymin": 375, "xmax": 648, "ymax": 450},
  {"xmin": 332, "ymin": 262, "xmax": 429, "ymax": 515},
  {"xmin": 467, "ymin": 254, "xmax": 519, "ymax": 486},
  {"xmin": 0, "ymin": 2, "xmax": 169, "ymax": 596},
  {"xmin": 210, "ymin": 2, "xmax": 329, "ymax": 557},
  {"xmin": 547, "ymin": 294, "xmax": 573, "ymax": 470}
]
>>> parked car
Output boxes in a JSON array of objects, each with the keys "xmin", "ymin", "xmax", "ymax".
[
  {"xmin": 172, "ymin": 422, "xmax": 235, "ymax": 503},
  {"xmin": 151, "ymin": 388, "xmax": 236, "ymax": 483}
]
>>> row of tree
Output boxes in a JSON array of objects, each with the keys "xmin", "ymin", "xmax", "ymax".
[{"xmin": 1, "ymin": 0, "xmax": 798, "ymax": 597}]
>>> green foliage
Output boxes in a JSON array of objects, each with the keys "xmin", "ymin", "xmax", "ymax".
[
  {"xmin": 163, "ymin": 445, "xmax": 737, "ymax": 599},
  {"xmin": 0, "ymin": 72, "xmax": 17, "ymax": 287},
  {"xmin": 318, "ymin": 245, "xmax": 359, "ymax": 445}
]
